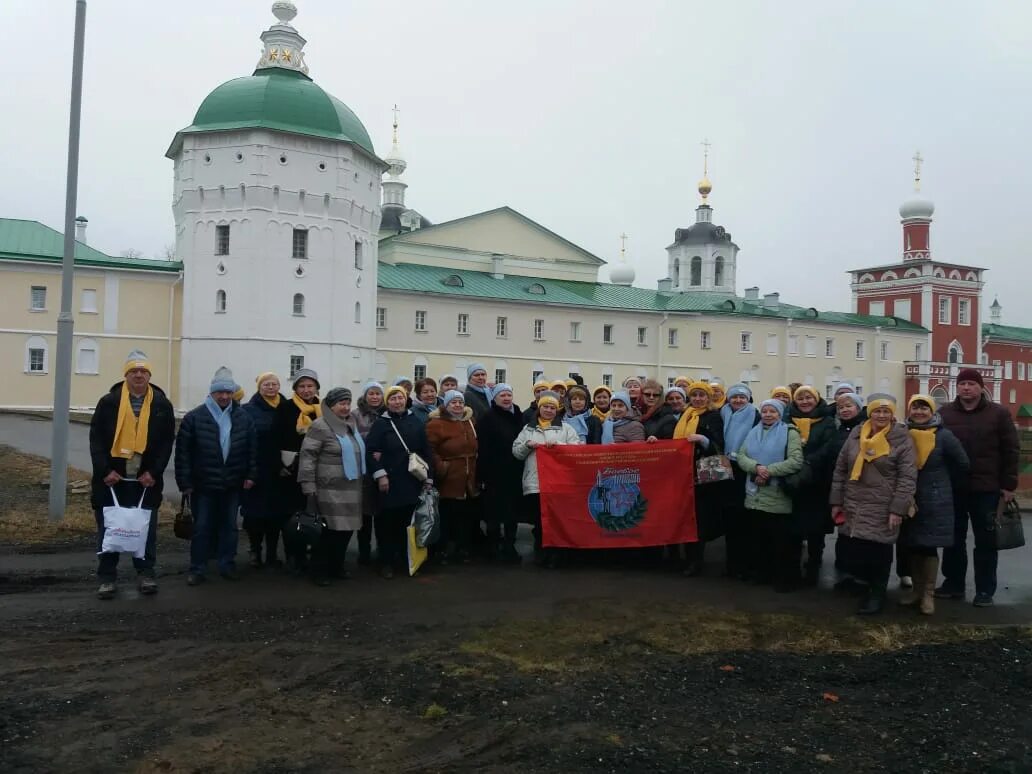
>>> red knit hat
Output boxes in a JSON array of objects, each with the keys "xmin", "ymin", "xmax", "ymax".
[{"xmin": 956, "ymin": 368, "xmax": 984, "ymax": 387}]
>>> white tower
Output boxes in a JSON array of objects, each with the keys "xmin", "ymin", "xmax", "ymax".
[
  {"xmin": 664, "ymin": 141, "xmax": 739, "ymax": 294},
  {"xmin": 166, "ymin": 2, "xmax": 387, "ymax": 405}
]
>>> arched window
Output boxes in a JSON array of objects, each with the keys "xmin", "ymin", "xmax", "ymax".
[
  {"xmin": 930, "ymin": 386, "xmax": 949, "ymax": 406},
  {"xmin": 948, "ymin": 340, "xmax": 963, "ymax": 364},
  {"xmin": 292, "ymin": 293, "xmax": 305, "ymax": 316},
  {"xmin": 215, "ymin": 289, "xmax": 227, "ymax": 313},
  {"xmin": 714, "ymin": 255, "xmax": 725, "ymax": 286},
  {"xmin": 354, "ymin": 301, "xmax": 361, "ymax": 323},
  {"xmin": 25, "ymin": 335, "xmax": 48, "ymax": 374},
  {"xmin": 690, "ymin": 256, "xmax": 702, "ymax": 286}
]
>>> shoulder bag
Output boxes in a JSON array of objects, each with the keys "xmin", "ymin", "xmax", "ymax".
[
  {"xmin": 992, "ymin": 497, "xmax": 1026, "ymax": 550},
  {"xmin": 390, "ymin": 419, "xmax": 430, "ymax": 482},
  {"xmin": 173, "ymin": 493, "xmax": 193, "ymax": 540}
]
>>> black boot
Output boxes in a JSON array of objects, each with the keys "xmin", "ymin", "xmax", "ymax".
[
  {"xmin": 857, "ymin": 586, "xmax": 886, "ymax": 615},
  {"xmin": 247, "ymin": 530, "xmax": 263, "ymax": 569}
]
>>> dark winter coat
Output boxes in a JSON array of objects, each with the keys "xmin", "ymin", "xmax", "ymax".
[
  {"xmin": 789, "ymin": 413, "xmax": 838, "ymax": 535},
  {"xmin": 463, "ymin": 386, "xmax": 492, "ymax": 422},
  {"xmin": 643, "ymin": 404, "xmax": 679, "ymax": 440},
  {"xmin": 89, "ymin": 382, "xmax": 176, "ymax": 510},
  {"xmin": 900, "ymin": 416, "xmax": 969, "ymax": 548},
  {"xmin": 695, "ymin": 409, "xmax": 725, "ymax": 456},
  {"xmin": 410, "ymin": 399, "xmax": 441, "ymax": 425},
  {"xmin": 829, "ymin": 423, "xmax": 918, "ymax": 544},
  {"xmin": 939, "ymin": 395, "xmax": 1019, "ymax": 492},
  {"xmin": 241, "ymin": 393, "xmax": 292, "ymax": 525},
  {"xmin": 365, "ymin": 409, "xmax": 433, "ymax": 509},
  {"xmin": 476, "ymin": 403, "xmax": 526, "ymax": 503},
  {"xmin": 174, "ymin": 401, "xmax": 258, "ymax": 493},
  {"xmin": 692, "ymin": 409, "xmax": 725, "ymax": 540}
]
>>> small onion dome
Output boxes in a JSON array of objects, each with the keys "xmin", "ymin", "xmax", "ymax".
[
  {"xmin": 698, "ymin": 175, "xmax": 713, "ymax": 198},
  {"xmin": 609, "ymin": 263, "xmax": 636, "ymax": 285},
  {"xmin": 899, "ymin": 196, "xmax": 934, "ymax": 219}
]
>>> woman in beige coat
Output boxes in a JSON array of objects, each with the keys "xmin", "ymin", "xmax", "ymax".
[
  {"xmin": 298, "ymin": 388, "xmax": 366, "ymax": 586},
  {"xmin": 829, "ymin": 393, "xmax": 917, "ymax": 615}
]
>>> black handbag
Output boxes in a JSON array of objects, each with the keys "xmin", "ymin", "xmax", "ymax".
[
  {"xmin": 992, "ymin": 498, "xmax": 1025, "ymax": 551},
  {"xmin": 284, "ymin": 504, "xmax": 326, "ymax": 547},
  {"xmin": 173, "ymin": 494, "xmax": 193, "ymax": 541}
]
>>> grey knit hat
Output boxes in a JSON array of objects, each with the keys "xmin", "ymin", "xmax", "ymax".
[
  {"xmin": 324, "ymin": 387, "xmax": 352, "ymax": 408},
  {"xmin": 292, "ymin": 368, "xmax": 320, "ymax": 391}
]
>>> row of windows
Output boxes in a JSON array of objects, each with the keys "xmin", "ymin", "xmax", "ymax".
[
  {"xmin": 998, "ymin": 360, "xmax": 1032, "ymax": 383},
  {"xmin": 27, "ymin": 286, "xmax": 98, "ymax": 314},
  {"xmin": 672, "ymin": 255, "xmax": 727, "ymax": 287},
  {"xmin": 866, "ymin": 296, "xmax": 973, "ymax": 326},
  {"xmin": 737, "ymin": 332, "xmax": 894, "ymax": 361},
  {"xmin": 214, "ymin": 224, "xmax": 365, "ymax": 267},
  {"xmin": 22, "ymin": 336, "xmax": 98, "ymax": 375},
  {"xmin": 215, "ymin": 290, "xmax": 364, "ymax": 323}
]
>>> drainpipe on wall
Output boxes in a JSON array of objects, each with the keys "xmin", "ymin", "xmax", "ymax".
[
  {"xmin": 656, "ymin": 312, "xmax": 669, "ymax": 380},
  {"xmin": 168, "ymin": 270, "xmax": 183, "ymax": 401}
]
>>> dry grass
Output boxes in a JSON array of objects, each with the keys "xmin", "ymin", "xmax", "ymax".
[
  {"xmin": 0, "ymin": 444, "xmax": 98, "ymax": 544},
  {"xmin": 460, "ymin": 598, "xmax": 1030, "ymax": 672}
]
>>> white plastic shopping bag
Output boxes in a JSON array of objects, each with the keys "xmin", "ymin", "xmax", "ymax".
[{"xmin": 101, "ymin": 487, "xmax": 151, "ymax": 559}]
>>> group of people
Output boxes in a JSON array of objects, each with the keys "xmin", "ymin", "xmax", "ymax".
[{"xmin": 89, "ymin": 351, "xmax": 1019, "ymax": 615}]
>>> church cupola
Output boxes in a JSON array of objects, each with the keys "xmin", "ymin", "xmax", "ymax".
[
  {"xmin": 256, "ymin": 2, "xmax": 309, "ymax": 75},
  {"xmin": 900, "ymin": 151, "xmax": 934, "ymax": 261},
  {"xmin": 382, "ymin": 105, "xmax": 407, "ymax": 208}
]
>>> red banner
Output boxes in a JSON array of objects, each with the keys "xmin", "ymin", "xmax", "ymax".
[{"xmin": 537, "ymin": 440, "xmax": 696, "ymax": 548}]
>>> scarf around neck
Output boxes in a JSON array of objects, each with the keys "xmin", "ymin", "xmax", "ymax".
[
  {"xmin": 674, "ymin": 406, "xmax": 706, "ymax": 439},
  {"xmin": 601, "ymin": 416, "xmax": 632, "ymax": 444},
  {"xmin": 262, "ymin": 393, "xmax": 281, "ymax": 409},
  {"xmin": 742, "ymin": 420, "xmax": 790, "ymax": 494},
  {"xmin": 293, "ymin": 393, "xmax": 322, "ymax": 432},
  {"xmin": 110, "ymin": 384, "xmax": 153, "ymax": 460},
  {"xmin": 563, "ymin": 410, "xmax": 590, "ymax": 442},
  {"xmin": 204, "ymin": 395, "xmax": 233, "ymax": 462},
  {"xmin": 721, "ymin": 402, "xmax": 759, "ymax": 460},
  {"xmin": 335, "ymin": 428, "xmax": 367, "ymax": 481},
  {"xmin": 906, "ymin": 416, "xmax": 938, "ymax": 470},
  {"xmin": 850, "ymin": 420, "xmax": 891, "ymax": 480},
  {"xmin": 591, "ymin": 406, "xmax": 609, "ymax": 422}
]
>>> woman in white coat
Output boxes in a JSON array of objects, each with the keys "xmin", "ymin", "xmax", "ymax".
[{"xmin": 512, "ymin": 391, "xmax": 582, "ymax": 567}]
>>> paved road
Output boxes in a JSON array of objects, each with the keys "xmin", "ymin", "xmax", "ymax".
[{"xmin": 0, "ymin": 412, "xmax": 181, "ymax": 503}]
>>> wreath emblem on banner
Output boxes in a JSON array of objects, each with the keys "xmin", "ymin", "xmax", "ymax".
[{"xmin": 588, "ymin": 469, "xmax": 648, "ymax": 532}]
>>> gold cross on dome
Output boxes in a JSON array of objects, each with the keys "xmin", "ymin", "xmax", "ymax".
[
  {"xmin": 701, "ymin": 138, "xmax": 712, "ymax": 176},
  {"xmin": 913, "ymin": 150, "xmax": 923, "ymax": 191},
  {"xmin": 619, "ymin": 232, "xmax": 629, "ymax": 260}
]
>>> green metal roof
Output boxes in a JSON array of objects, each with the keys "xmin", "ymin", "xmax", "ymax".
[
  {"xmin": 377, "ymin": 262, "xmax": 928, "ymax": 331},
  {"xmin": 166, "ymin": 68, "xmax": 377, "ymax": 160},
  {"xmin": 983, "ymin": 322, "xmax": 1032, "ymax": 345},
  {"xmin": 0, "ymin": 218, "xmax": 182, "ymax": 273},
  {"xmin": 1017, "ymin": 404, "xmax": 1032, "ymax": 418}
]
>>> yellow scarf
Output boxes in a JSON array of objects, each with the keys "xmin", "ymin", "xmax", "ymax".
[
  {"xmin": 709, "ymin": 396, "xmax": 726, "ymax": 411},
  {"xmin": 537, "ymin": 417, "xmax": 552, "ymax": 429},
  {"xmin": 674, "ymin": 406, "xmax": 706, "ymax": 439},
  {"xmin": 293, "ymin": 393, "xmax": 321, "ymax": 432},
  {"xmin": 262, "ymin": 394, "xmax": 281, "ymax": 409},
  {"xmin": 792, "ymin": 416, "xmax": 822, "ymax": 444},
  {"xmin": 850, "ymin": 420, "xmax": 891, "ymax": 480},
  {"xmin": 591, "ymin": 406, "xmax": 609, "ymax": 422},
  {"xmin": 909, "ymin": 427, "xmax": 937, "ymax": 470},
  {"xmin": 110, "ymin": 384, "xmax": 153, "ymax": 460}
]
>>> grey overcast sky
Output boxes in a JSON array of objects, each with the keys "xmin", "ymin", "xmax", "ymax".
[{"xmin": 4, "ymin": 1, "xmax": 1031, "ymax": 322}]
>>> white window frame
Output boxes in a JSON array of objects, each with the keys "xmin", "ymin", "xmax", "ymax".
[
  {"xmin": 938, "ymin": 296, "xmax": 952, "ymax": 324},
  {"xmin": 495, "ymin": 368, "xmax": 507, "ymax": 385},
  {"xmin": 668, "ymin": 328, "xmax": 678, "ymax": 347},
  {"xmin": 637, "ymin": 326, "xmax": 648, "ymax": 346},
  {"xmin": 766, "ymin": 333, "xmax": 778, "ymax": 355},
  {"xmin": 376, "ymin": 306, "xmax": 387, "ymax": 329},
  {"xmin": 496, "ymin": 316, "xmax": 507, "ymax": 338},
  {"xmin": 80, "ymin": 288, "xmax": 97, "ymax": 314},
  {"xmin": 292, "ymin": 228, "xmax": 308, "ymax": 259},
  {"xmin": 353, "ymin": 302, "xmax": 361, "ymax": 324},
  {"xmin": 893, "ymin": 298, "xmax": 912, "ymax": 321},
  {"xmin": 289, "ymin": 354, "xmax": 305, "ymax": 378},
  {"xmin": 292, "ymin": 293, "xmax": 305, "ymax": 316},
  {"xmin": 457, "ymin": 313, "xmax": 469, "ymax": 335},
  {"xmin": 1019, "ymin": 362, "xmax": 1027, "ymax": 382},
  {"xmin": 855, "ymin": 340, "xmax": 866, "ymax": 360},
  {"xmin": 700, "ymin": 331, "xmax": 712, "ymax": 350},
  {"xmin": 603, "ymin": 324, "xmax": 614, "ymax": 344},
  {"xmin": 805, "ymin": 335, "xmax": 817, "ymax": 357},
  {"xmin": 354, "ymin": 240, "xmax": 364, "ymax": 270},
  {"xmin": 739, "ymin": 331, "xmax": 752, "ymax": 354},
  {"xmin": 880, "ymin": 341, "xmax": 890, "ymax": 361},
  {"xmin": 533, "ymin": 318, "xmax": 545, "ymax": 341},
  {"xmin": 958, "ymin": 298, "xmax": 971, "ymax": 326},
  {"xmin": 75, "ymin": 338, "xmax": 99, "ymax": 374},
  {"xmin": 570, "ymin": 321, "xmax": 581, "ymax": 342},
  {"xmin": 824, "ymin": 338, "xmax": 835, "ymax": 358},
  {"xmin": 215, "ymin": 224, "xmax": 230, "ymax": 256},
  {"xmin": 415, "ymin": 310, "xmax": 427, "ymax": 332},
  {"xmin": 215, "ymin": 289, "xmax": 227, "ymax": 314},
  {"xmin": 30, "ymin": 285, "xmax": 47, "ymax": 311},
  {"xmin": 1004, "ymin": 361, "xmax": 1013, "ymax": 379},
  {"xmin": 868, "ymin": 300, "xmax": 885, "ymax": 317},
  {"xmin": 25, "ymin": 336, "xmax": 48, "ymax": 374},
  {"xmin": 602, "ymin": 373, "xmax": 613, "ymax": 388},
  {"xmin": 787, "ymin": 334, "xmax": 799, "ymax": 356},
  {"xmin": 413, "ymin": 364, "xmax": 427, "ymax": 380}
]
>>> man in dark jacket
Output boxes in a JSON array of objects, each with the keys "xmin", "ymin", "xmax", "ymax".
[
  {"xmin": 175, "ymin": 366, "xmax": 257, "ymax": 585},
  {"xmin": 937, "ymin": 368, "xmax": 1020, "ymax": 607},
  {"xmin": 89, "ymin": 350, "xmax": 176, "ymax": 599}
]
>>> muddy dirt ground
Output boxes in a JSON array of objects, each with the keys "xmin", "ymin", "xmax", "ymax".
[{"xmin": 2, "ymin": 529, "xmax": 1031, "ymax": 774}]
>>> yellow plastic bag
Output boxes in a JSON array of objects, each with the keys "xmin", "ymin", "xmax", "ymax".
[{"xmin": 407, "ymin": 523, "xmax": 428, "ymax": 576}]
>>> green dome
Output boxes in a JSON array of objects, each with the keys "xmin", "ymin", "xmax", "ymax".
[{"xmin": 166, "ymin": 68, "xmax": 376, "ymax": 159}]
